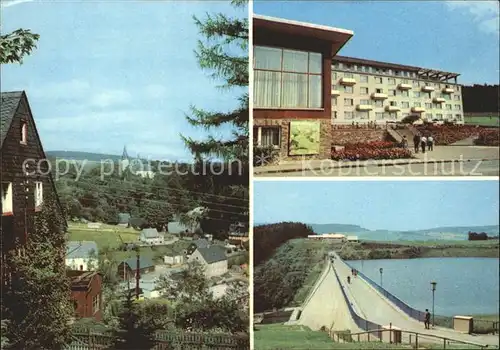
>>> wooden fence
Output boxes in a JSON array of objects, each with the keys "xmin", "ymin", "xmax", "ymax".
[{"xmin": 64, "ymin": 330, "xmax": 249, "ymax": 350}]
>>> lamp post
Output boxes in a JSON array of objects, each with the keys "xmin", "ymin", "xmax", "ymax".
[
  {"xmin": 431, "ymin": 281, "xmax": 437, "ymax": 327},
  {"xmin": 379, "ymin": 267, "xmax": 383, "ymax": 287}
]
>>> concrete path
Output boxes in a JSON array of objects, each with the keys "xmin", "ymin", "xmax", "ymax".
[
  {"xmin": 297, "ymin": 262, "xmax": 360, "ymax": 333},
  {"xmin": 332, "ymin": 255, "xmax": 499, "ymax": 347},
  {"xmin": 413, "ymin": 145, "xmax": 499, "ymax": 162}
]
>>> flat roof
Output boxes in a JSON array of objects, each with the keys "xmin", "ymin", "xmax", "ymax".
[
  {"xmin": 333, "ymin": 56, "xmax": 460, "ymax": 81},
  {"xmin": 254, "ymin": 14, "xmax": 353, "ymax": 57}
]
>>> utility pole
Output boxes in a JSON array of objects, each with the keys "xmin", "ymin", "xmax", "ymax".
[
  {"xmin": 431, "ymin": 281, "xmax": 437, "ymax": 328},
  {"xmin": 135, "ymin": 247, "xmax": 140, "ymax": 300},
  {"xmin": 379, "ymin": 267, "xmax": 383, "ymax": 288}
]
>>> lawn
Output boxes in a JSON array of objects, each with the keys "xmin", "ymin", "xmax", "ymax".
[
  {"xmin": 254, "ymin": 324, "xmax": 411, "ymax": 350},
  {"xmin": 67, "ymin": 222, "xmax": 139, "ymax": 249},
  {"xmin": 464, "ymin": 116, "xmax": 499, "ymax": 127}
]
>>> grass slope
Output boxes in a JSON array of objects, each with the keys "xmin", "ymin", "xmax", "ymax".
[{"xmin": 464, "ymin": 116, "xmax": 499, "ymax": 127}]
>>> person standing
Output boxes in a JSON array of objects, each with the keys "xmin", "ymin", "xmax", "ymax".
[
  {"xmin": 428, "ymin": 135, "xmax": 434, "ymax": 151},
  {"xmin": 401, "ymin": 135, "xmax": 408, "ymax": 149},
  {"xmin": 347, "ymin": 276, "xmax": 351, "ymax": 284},
  {"xmin": 424, "ymin": 309, "xmax": 431, "ymax": 329},
  {"xmin": 420, "ymin": 135, "xmax": 427, "ymax": 153},
  {"xmin": 413, "ymin": 134, "xmax": 421, "ymax": 153}
]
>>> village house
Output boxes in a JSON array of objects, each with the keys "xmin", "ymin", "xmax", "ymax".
[
  {"xmin": 188, "ymin": 245, "xmax": 228, "ymax": 278},
  {"xmin": 164, "ymin": 254, "xmax": 184, "ymax": 265},
  {"xmin": 117, "ymin": 256, "xmax": 155, "ymax": 280},
  {"xmin": 186, "ymin": 238, "xmax": 210, "ymax": 256},
  {"xmin": 117, "ymin": 212, "xmax": 130, "ymax": 227},
  {"xmin": 139, "ymin": 228, "xmax": 164, "ymax": 245},
  {"xmin": 307, "ymin": 233, "xmax": 347, "ymax": 242},
  {"xmin": 66, "ymin": 241, "xmax": 99, "ymax": 271},
  {"xmin": 1, "ymin": 91, "xmax": 66, "ymax": 286},
  {"xmin": 68, "ymin": 270, "xmax": 103, "ymax": 321},
  {"xmin": 347, "ymin": 235, "xmax": 359, "ymax": 243}
]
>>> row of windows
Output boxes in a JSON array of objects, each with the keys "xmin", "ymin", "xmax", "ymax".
[
  {"xmin": 334, "ymin": 85, "xmax": 461, "ymax": 100},
  {"xmin": 334, "ymin": 98, "xmax": 462, "ymax": 110},
  {"xmin": 332, "ymin": 72, "xmax": 460, "ymax": 90},
  {"xmin": 334, "ymin": 111, "xmax": 463, "ymax": 121},
  {"xmin": 331, "ymin": 62, "xmax": 458, "ymax": 84},
  {"xmin": 1, "ymin": 182, "xmax": 43, "ymax": 214}
]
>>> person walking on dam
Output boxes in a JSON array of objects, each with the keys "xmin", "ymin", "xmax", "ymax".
[
  {"xmin": 424, "ymin": 309, "xmax": 431, "ymax": 329},
  {"xmin": 413, "ymin": 134, "xmax": 421, "ymax": 153}
]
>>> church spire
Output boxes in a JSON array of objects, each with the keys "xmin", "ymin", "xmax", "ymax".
[{"xmin": 122, "ymin": 145, "xmax": 129, "ymax": 160}]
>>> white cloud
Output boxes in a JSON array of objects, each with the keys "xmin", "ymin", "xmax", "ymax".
[
  {"xmin": 446, "ymin": 1, "xmax": 500, "ymax": 35},
  {"xmin": 1, "ymin": 0, "xmax": 34, "ymax": 8},
  {"xmin": 90, "ymin": 89, "xmax": 131, "ymax": 108},
  {"xmin": 144, "ymin": 84, "xmax": 168, "ymax": 99},
  {"xmin": 29, "ymin": 79, "xmax": 91, "ymax": 100}
]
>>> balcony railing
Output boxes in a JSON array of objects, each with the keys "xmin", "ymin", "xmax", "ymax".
[
  {"xmin": 411, "ymin": 107, "xmax": 426, "ymax": 113},
  {"xmin": 433, "ymin": 97, "xmax": 445, "ymax": 103},
  {"xmin": 397, "ymin": 83, "xmax": 412, "ymax": 90},
  {"xmin": 442, "ymin": 87, "xmax": 455, "ymax": 94},
  {"xmin": 356, "ymin": 104, "xmax": 373, "ymax": 111},
  {"xmin": 331, "ymin": 89, "xmax": 341, "ymax": 96},
  {"xmin": 422, "ymin": 85, "xmax": 435, "ymax": 92},
  {"xmin": 340, "ymin": 77, "xmax": 356, "ymax": 85},
  {"xmin": 371, "ymin": 92, "xmax": 388, "ymax": 100},
  {"xmin": 385, "ymin": 105, "xmax": 400, "ymax": 112}
]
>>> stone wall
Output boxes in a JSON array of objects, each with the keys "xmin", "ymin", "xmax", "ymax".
[
  {"xmin": 254, "ymin": 118, "xmax": 332, "ymax": 161},
  {"xmin": 331, "ymin": 128, "xmax": 388, "ymax": 145}
]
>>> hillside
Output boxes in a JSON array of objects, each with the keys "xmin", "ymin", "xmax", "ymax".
[
  {"xmin": 46, "ymin": 150, "xmax": 122, "ymax": 162},
  {"xmin": 308, "ymin": 223, "xmax": 368, "ymax": 234}
]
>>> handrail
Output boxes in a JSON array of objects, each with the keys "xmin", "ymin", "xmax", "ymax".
[
  {"xmin": 301, "ymin": 258, "xmax": 331, "ymax": 308},
  {"xmin": 344, "ymin": 328, "xmax": 489, "ymax": 349}
]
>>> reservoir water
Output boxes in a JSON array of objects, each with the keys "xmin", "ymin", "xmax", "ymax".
[{"xmin": 348, "ymin": 257, "xmax": 499, "ymax": 316}]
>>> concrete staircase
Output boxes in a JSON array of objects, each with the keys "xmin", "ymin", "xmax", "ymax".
[{"xmin": 387, "ymin": 125, "xmax": 418, "ymax": 145}]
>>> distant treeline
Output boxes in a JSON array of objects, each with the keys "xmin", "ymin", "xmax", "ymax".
[
  {"xmin": 462, "ymin": 84, "xmax": 499, "ymax": 113},
  {"xmin": 468, "ymin": 231, "xmax": 500, "ymax": 241},
  {"xmin": 253, "ymin": 222, "xmax": 314, "ymax": 266}
]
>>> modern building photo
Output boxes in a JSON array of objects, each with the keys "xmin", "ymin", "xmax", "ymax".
[{"xmin": 253, "ymin": 1, "xmax": 499, "ymax": 176}]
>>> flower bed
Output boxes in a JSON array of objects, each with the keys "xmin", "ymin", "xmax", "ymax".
[
  {"xmin": 475, "ymin": 129, "xmax": 500, "ymax": 146},
  {"xmin": 415, "ymin": 125, "xmax": 481, "ymax": 145},
  {"xmin": 344, "ymin": 141, "xmax": 396, "ymax": 150},
  {"xmin": 331, "ymin": 148, "xmax": 412, "ymax": 161}
]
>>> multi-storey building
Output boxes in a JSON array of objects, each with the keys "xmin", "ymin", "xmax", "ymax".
[{"xmin": 331, "ymin": 56, "xmax": 464, "ymax": 125}]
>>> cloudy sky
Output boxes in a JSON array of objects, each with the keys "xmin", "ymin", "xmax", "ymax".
[
  {"xmin": 255, "ymin": 1, "xmax": 499, "ymax": 85},
  {"xmin": 254, "ymin": 181, "xmax": 500, "ymax": 231},
  {"xmin": 1, "ymin": 0, "xmax": 246, "ymax": 161}
]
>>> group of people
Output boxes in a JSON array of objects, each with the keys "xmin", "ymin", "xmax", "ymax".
[
  {"xmin": 413, "ymin": 134, "xmax": 434, "ymax": 153},
  {"xmin": 347, "ymin": 268, "xmax": 358, "ymax": 284}
]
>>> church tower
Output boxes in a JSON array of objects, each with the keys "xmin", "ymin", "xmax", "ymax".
[{"xmin": 120, "ymin": 145, "xmax": 130, "ymax": 172}]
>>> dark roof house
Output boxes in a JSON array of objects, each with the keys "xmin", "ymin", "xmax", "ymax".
[
  {"xmin": 140, "ymin": 228, "xmax": 161, "ymax": 239},
  {"xmin": 197, "ymin": 245, "xmax": 227, "ymax": 264},
  {"xmin": 66, "ymin": 241, "xmax": 98, "ymax": 259},
  {"xmin": 121, "ymin": 256, "xmax": 155, "ymax": 271}
]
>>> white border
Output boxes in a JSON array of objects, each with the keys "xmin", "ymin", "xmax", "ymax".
[{"xmin": 248, "ymin": 1, "xmax": 254, "ymax": 349}]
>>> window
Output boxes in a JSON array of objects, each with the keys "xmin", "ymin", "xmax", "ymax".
[
  {"xmin": 446, "ymin": 114, "xmax": 453, "ymax": 120},
  {"xmin": 389, "ymin": 101, "xmax": 397, "ymax": 106},
  {"xmin": 434, "ymin": 103, "xmax": 442, "ymax": 109},
  {"xmin": 401, "ymin": 79, "xmax": 409, "ymax": 84},
  {"xmin": 344, "ymin": 98, "xmax": 354, "ymax": 106},
  {"xmin": 454, "ymin": 95, "xmax": 460, "ymax": 101},
  {"xmin": 413, "ymin": 91, "xmax": 421, "ymax": 98},
  {"xmin": 254, "ymin": 46, "xmax": 322, "ymax": 108},
  {"xmin": 436, "ymin": 114, "xmax": 443, "ymax": 119},
  {"xmin": 455, "ymin": 104, "xmax": 461, "ymax": 110},
  {"xmin": 360, "ymin": 99, "xmax": 370, "ymax": 105},
  {"xmin": 374, "ymin": 100, "xmax": 383, "ymax": 107},
  {"xmin": 333, "ymin": 111, "xmax": 338, "ymax": 119},
  {"xmin": 344, "ymin": 72, "xmax": 354, "ymax": 78},
  {"xmin": 1, "ymin": 183, "xmax": 13, "ymax": 214},
  {"xmin": 332, "ymin": 72, "xmax": 337, "ymax": 80},
  {"xmin": 344, "ymin": 111, "xmax": 354, "ymax": 120},
  {"xmin": 413, "ymin": 80, "xmax": 419, "ymax": 87},
  {"xmin": 35, "ymin": 182, "xmax": 43, "ymax": 208},
  {"xmin": 389, "ymin": 89, "xmax": 396, "ymax": 96},
  {"xmin": 332, "ymin": 97, "xmax": 337, "ymax": 106},
  {"xmin": 20, "ymin": 121, "xmax": 28, "ymax": 144},
  {"xmin": 375, "ymin": 112, "xmax": 384, "ymax": 120},
  {"xmin": 455, "ymin": 114, "xmax": 462, "ymax": 120},
  {"xmin": 343, "ymin": 85, "xmax": 353, "ymax": 93},
  {"xmin": 425, "ymin": 103, "xmax": 432, "ymax": 109},
  {"xmin": 93, "ymin": 294, "xmax": 100, "ymax": 314},
  {"xmin": 375, "ymin": 88, "xmax": 384, "ymax": 93},
  {"xmin": 356, "ymin": 111, "xmax": 369, "ymax": 119},
  {"xmin": 375, "ymin": 77, "xmax": 383, "ymax": 84},
  {"xmin": 444, "ymin": 94, "xmax": 451, "ymax": 101},
  {"xmin": 426, "ymin": 113, "xmax": 433, "ymax": 119},
  {"xmin": 446, "ymin": 104, "xmax": 452, "ymax": 110},
  {"xmin": 414, "ymin": 102, "xmax": 421, "ymax": 107},
  {"xmin": 255, "ymin": 127, "xmax": 280, "ymax": 148},
  {"xmin": 388, "ymin": 78, "xmax": 396, "ymax": 85},
  {"xmin": 360, "ymin": 75, "xmax": 368, "ymax": 82},
  {"xmin": 401, "ymin": 90, "xmax": 409, "ymax": 97},
  {"xmin": 360, "ymin": 87, "xmax": 369, "ymax": 95},
  {"xmin": 401, "ymin": 102, "xmax": 410, "ymax": 108},
  {"xmin": 425, "ymin": 92, "xmax": 431, "ymax": 99}
]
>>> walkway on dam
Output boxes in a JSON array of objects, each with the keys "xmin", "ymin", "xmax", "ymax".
[{"xmin": 330, "ymin": 253, "xmax": 499, "ymax": 347}]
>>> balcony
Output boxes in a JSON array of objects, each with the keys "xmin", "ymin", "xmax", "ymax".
[
  {"xmin": 411, "ymin": 107, "xmax": 426, "ymax": 113},
  {"xmin": 356, "ymin": 104, "xmax": 373, "ymax": 111},
  {"xmin": 385, "ymin": 105, "xmax": 400, "ymax": 112},
  {"xmin": 398, "ymin": 83, "xmax": 412, "ymax": 90},
  {"xmin": 331, "ymin": 89, "xmax": 341, "ymax": 96},
  {"xmin": 442, "ymin": 87, "xmax": 455, "ymax": 94},
  {"xmin": 422, "ymin": 85, "xmax": 435, "ymax": 92},
  {"xmin": 433, "ymin": 97, "xmax": 446, "ymax": 103},
  {"xmin": 340, "ymin": 77, "xmax": 356, "ymax": 86},
  {"xmin": 371, "ymin": 92, "xmax": 388, "ymax": 100}
]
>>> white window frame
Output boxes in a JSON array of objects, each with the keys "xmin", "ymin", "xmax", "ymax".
[
  {"xmin": 35, "ymin": 181, "xmax": 43, "ymax": 208},
  {"xmin": 1, "ymin": 182, "xmax": 13, "ymax": 214},
  {"xmin": 255, "ymin": 126, "xmax": 281, "ymax": 149},
  {"xmin": 20, "ymin": 120, "xmax": 28, "ymax": 144},
  {"xmin": 93, "ymin": 294, "xmax": 100, "ymax": 314}
]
